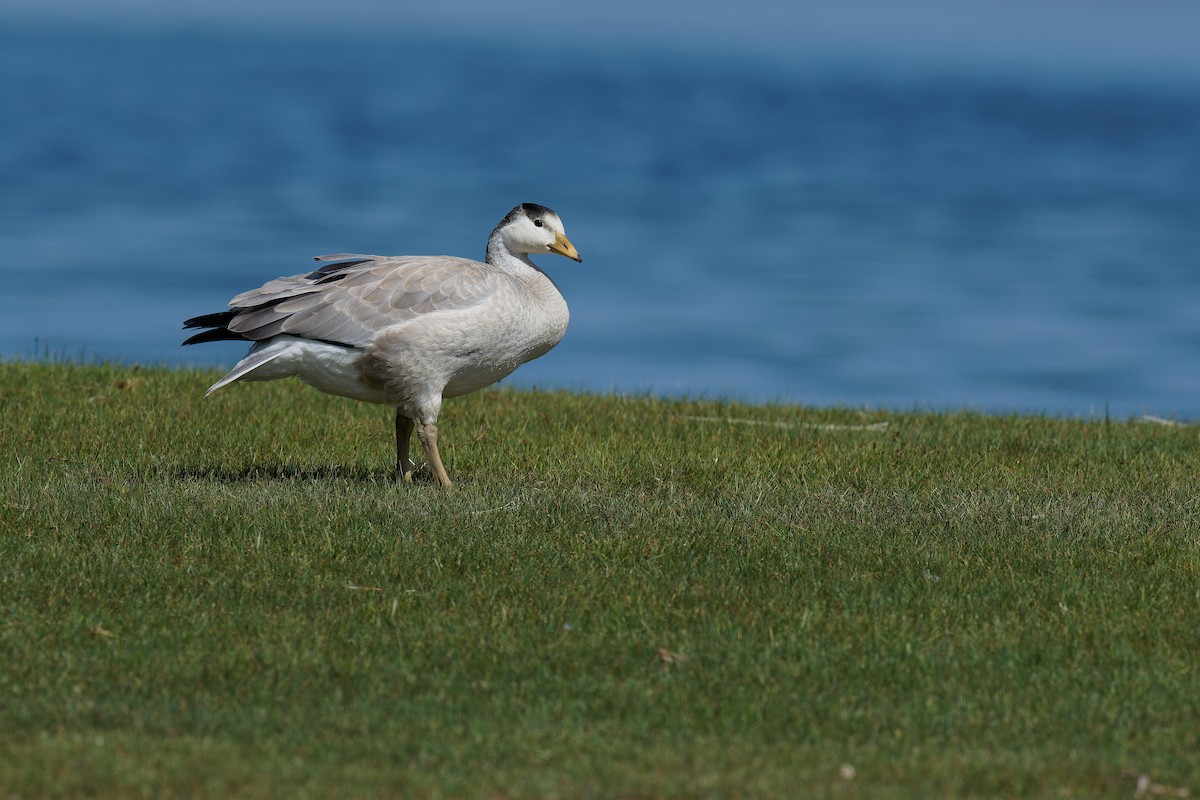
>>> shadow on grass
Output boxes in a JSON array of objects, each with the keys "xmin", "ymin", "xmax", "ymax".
[{"xmin": 170, "ymin": 461, "xmax": 436, "ymax": 485}]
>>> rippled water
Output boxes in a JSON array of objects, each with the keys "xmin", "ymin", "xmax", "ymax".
[{"xmin": 3, "ymin": 23, "xmax": 1198, "ymax": 417}]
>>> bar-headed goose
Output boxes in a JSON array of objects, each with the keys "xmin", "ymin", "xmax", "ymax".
[{"xmin": 183, "ymin": 203, "xmax": 583, "ymax": 488}]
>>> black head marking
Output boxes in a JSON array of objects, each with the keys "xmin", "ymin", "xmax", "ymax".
[
  {"xmin": 500, "ymin": 202, "xmax": 554, "ymax": 227},
  {"xmin": 519, "ymin": 202, "xmax": 553, "ymax": 217}
]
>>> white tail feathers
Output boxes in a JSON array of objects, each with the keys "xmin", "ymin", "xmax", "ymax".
[{"xmin": 204, "ymin": 344, "xmax": 290, "ymax": 396}]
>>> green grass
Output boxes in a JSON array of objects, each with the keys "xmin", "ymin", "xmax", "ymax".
[{"xmin": 2, "ymin": 360, "xmax": 1198, "ymax": 798}]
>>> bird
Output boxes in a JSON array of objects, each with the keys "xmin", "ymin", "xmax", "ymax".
[{"xmin": 182, "ymin": 202, "xmax": 583, "ymax": 488}]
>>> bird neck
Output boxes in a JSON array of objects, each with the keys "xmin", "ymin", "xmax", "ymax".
[
  {"xmin": 485, "ymin": 238, "xmax": 561, "ymax": 297},
  {"xmin": 485, "ymin": 238, "xmax": 536, "ymax": 274}
]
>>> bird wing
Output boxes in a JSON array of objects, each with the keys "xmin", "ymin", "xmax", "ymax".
[{"xmin": 218, "ymin": 255, "xmax": 506, "ymax": 347}]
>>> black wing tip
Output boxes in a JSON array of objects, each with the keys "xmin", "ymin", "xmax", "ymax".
[
  {"xmin": 182, "ymin": 329, "xmax": 237, "ymax": 346},
  {"xmin": 183, "ymin": 310, "xmax": 236, "ymax": 329},
  {"xmin": 182, "ymin": 310, "xmax": 244, "ymax": 346}
]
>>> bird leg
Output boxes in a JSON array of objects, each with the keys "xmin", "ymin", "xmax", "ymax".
[
  {"xmin": 417, "ymin": 421, "xmax": 454, "ymax": 488},
  {"xmin": 395, "ymin": 412, "xmax": 415, "ymax": 482}
]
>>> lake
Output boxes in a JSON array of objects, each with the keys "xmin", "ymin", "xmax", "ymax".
[{"xmin": 3, "ymin": 22, "xmax": 1198, "ymax": 418}]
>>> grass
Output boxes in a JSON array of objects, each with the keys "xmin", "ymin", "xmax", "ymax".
[{"xmin": 2, "ymin": 360, "xmax": 1198, "ymax": 798}]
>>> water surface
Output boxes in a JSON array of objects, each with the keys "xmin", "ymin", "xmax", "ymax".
[{"xmin": 3, "ymin": 24, "xmax": 1198, "ymax": 417}]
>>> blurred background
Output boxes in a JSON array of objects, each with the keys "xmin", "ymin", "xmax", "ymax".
[{"xmin": 2, "ymin": 0, "xmax": 1198, "ymax": 417}]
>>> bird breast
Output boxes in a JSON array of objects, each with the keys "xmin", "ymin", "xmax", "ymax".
[{"xmin": 363, "ymin": 273, "xmax": 569, "ymax": 403}]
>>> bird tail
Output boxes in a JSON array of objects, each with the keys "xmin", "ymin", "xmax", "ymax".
[{"xmin": 204, "ymin": 345, "xmax": 289, "ymax": 396}]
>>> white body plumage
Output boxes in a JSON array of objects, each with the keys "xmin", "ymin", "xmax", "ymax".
[{"xmin": 183, "ymin": 203, "xmax": 582, "ymax": 487}]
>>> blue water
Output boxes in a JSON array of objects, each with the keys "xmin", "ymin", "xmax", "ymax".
[{"xmin": 3, "ymin": 23, "xmax": 1199, "ymax": 417}]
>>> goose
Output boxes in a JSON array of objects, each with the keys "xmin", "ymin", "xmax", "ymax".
[{"xmin": 182, "ymin": 202, "xmax": 582, "ymax": 488}]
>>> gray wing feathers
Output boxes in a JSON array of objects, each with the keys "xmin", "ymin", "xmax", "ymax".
[
  {"xmin": 314, "ymin": 253, "xmax": 374, "ymax": 262},
  {"xmin": 223, "ymin": 256, "xmax": 503, "ymax": 348}
]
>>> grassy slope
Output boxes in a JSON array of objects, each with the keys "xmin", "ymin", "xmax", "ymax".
[{"xmin": 1, "ymin": 361, "xmax": 1198, "ymax": 798}]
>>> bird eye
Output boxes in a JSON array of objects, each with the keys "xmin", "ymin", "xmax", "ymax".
[{"xmin": 533, "ymin": 219, "xmax": 544, "ymax": 228}]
